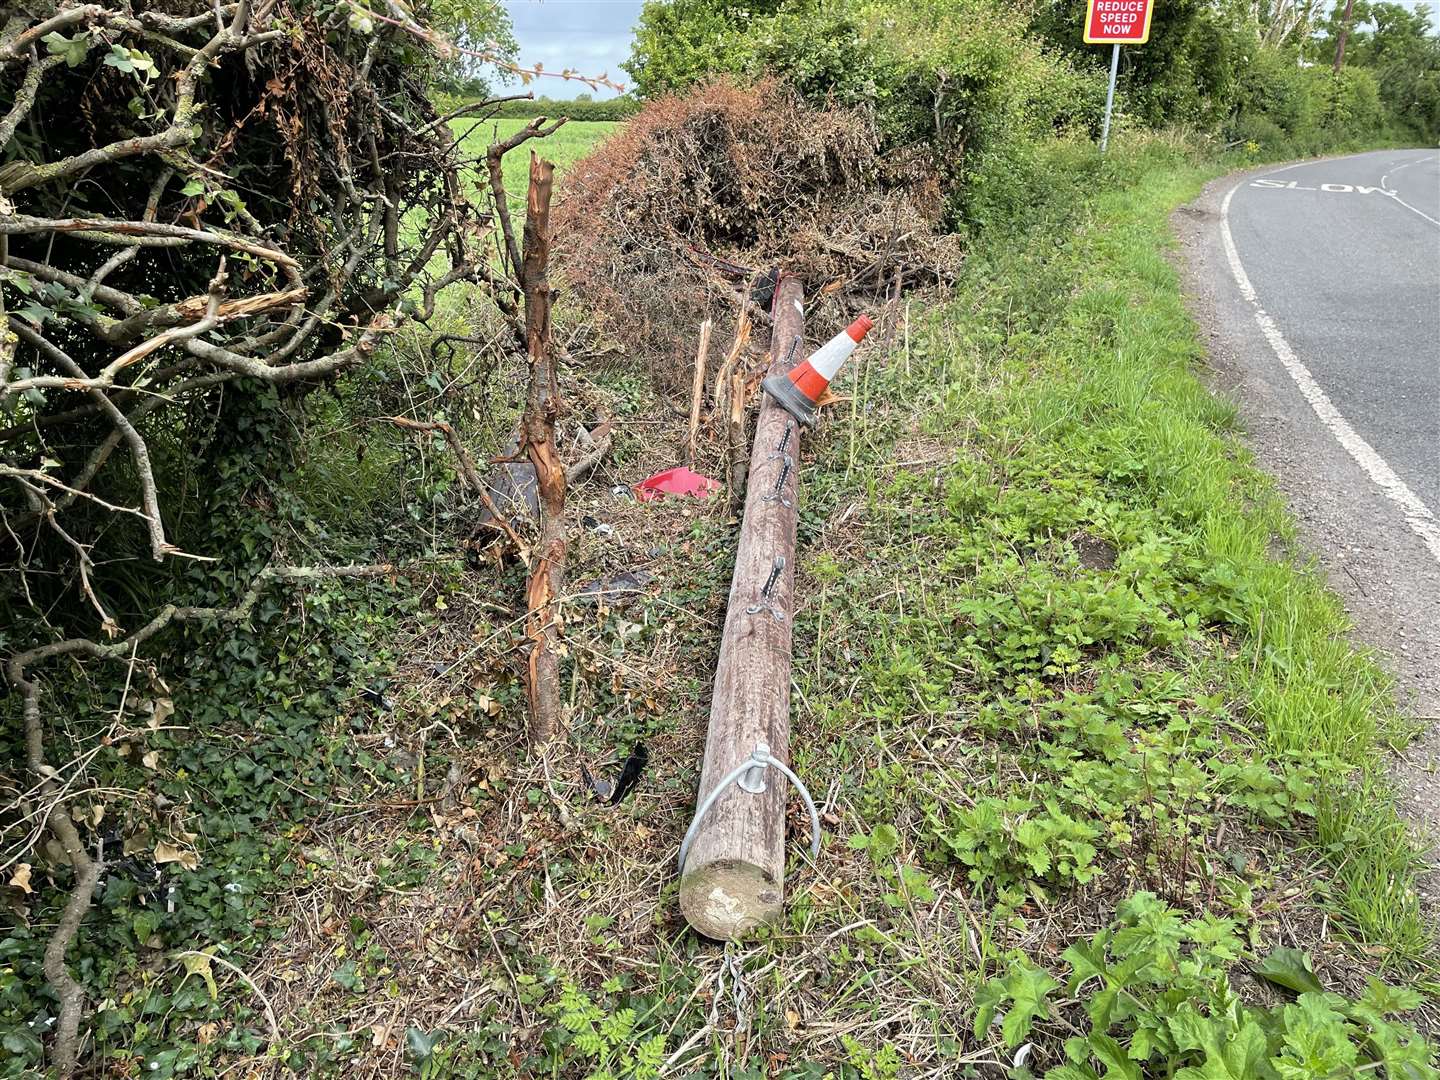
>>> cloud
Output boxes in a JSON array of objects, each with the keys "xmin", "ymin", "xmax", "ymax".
[{"xmin": 502, "ymin": 0, "xmax": 644, "ymax": 98}]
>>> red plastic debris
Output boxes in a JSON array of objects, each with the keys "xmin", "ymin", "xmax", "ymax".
[{"xmin": 632, "ymin": 467, "xmax": 720, "ymax": 502}]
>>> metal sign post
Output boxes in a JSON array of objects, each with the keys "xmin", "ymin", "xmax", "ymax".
[
  {"xmin": 1084, "ymin": 0, "xmax": 1154, "ymax": 153},
  {"xmin": 1101, "ymin": 42, "xmax": 1120, "ymax": 153}
]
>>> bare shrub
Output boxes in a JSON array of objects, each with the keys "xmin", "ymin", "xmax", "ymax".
[{"xmin": 553, "ymin": 78, "xmax": 963, "ymax": 394}]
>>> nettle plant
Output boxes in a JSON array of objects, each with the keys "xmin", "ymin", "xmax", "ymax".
[{"xmin": 976, "ymin": 893, "xmax": 1437, "ymax": 1079}]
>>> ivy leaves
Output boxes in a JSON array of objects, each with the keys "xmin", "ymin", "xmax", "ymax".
[
  {"xmin": 41, "ymin": 32, "xmax": 155, "ymax": 82},
  {"xmin": 2, "ymin": 269, "xmax": 104, "ymax": 333},
  {"xmin": 179, "ymin": 177, "xmax": 248, "ymax": 224},
  {"xmin": 42, "ymin": 30, "xmax": 90, "ymax": 67}
]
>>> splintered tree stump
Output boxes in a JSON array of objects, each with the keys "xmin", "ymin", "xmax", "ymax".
[
  {"xmin": 680, "ymin": 276, "xmax": 807, "ymax": 940},
  {"xmin": 519, "ymin": 152, "xmax": 566, "ymax": 745}
]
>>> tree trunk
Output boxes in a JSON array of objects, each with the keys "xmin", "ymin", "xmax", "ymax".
[
  {"xmin": 1333, "ymin": 0, "xmax": 1355, "ymax": 71},
  {"xmin": 679, "ymin": 276, "xmax": 806, "ymax": 939},
  {"xmin": 520, "ymin": 152, "xmax": 565, "ymax": 745}
]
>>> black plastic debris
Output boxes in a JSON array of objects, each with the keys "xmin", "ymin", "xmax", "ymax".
[
  {"xmin": 360, "ymin": 682, "xmax": 395, "ymax": 711},
  {"xmin": 581, "ymin": 743, "xmax": 650, "ymax": 806},
  {"xmin": 575, "ymin": 570, "xmax": 653, "ymax": 604},
  {"xmin": 608, "ymin": 744, "xmax": 649, "ymax": 805}
]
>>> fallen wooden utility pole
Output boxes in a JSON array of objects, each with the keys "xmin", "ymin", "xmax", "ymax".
[{"xmin": 679, "ymin": 275, "xmax": 820, "ymax": 939}]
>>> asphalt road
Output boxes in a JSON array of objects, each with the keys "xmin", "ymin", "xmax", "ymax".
[
  {"xmin": 1175, "ymin": 148, "xmax": 1440, "ymax": 879},
  {"xmin": 1224, "ymin": 149, "xmax": 1440, "ymax": 512}
]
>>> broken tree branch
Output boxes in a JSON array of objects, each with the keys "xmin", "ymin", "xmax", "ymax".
[
  {"xmin": 684, "ymin": 319, "xmax": 713, "ymax": 466},
  {"xmin": 566, "ymin": 418, "xmax": 613, "ymax": 486},
  {"xmin": 518, "ymin": 152, "xmax": 566, "ymax": 745}
]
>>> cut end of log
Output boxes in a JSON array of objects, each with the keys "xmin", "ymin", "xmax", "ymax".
[{"xmin": 679, "ymin": 858, "xmax": 783, "ymax": 940}]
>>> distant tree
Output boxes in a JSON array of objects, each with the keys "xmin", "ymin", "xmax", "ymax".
[
  {"xmin": 430, "ymin": 0, "xmax": 519, "ymax": 96},
  {"xmin": 624, "ymin": 0, "xmax": 786, "ymax": 97},
  {"xmin": 1313, "ymin": 0, "xmax": 1440, "ymax": 136}
]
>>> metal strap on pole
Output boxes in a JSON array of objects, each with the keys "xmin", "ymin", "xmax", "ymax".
[
  {"xmin": 677, "ymin": 741, "xmax": 822, "ymax": 875},
  {"xmin": 1100, "ymin": 42, "xmax": 1120, "ymax": 153}
]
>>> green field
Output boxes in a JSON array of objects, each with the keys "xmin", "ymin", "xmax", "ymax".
[{"xmin": 449, "ymin": 116, "xmax": 619, "ymax": 202}]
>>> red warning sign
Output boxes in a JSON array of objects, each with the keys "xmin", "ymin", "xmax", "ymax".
[{"xmin": 1084, "ymin": 0, "xmax": 1153, "ymax": 43}]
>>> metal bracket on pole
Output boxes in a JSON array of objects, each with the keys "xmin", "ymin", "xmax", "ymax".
[
  {"xmin": 677, "ymin": 741, "xmax": 822, "ymax": 875},
  {"xmin": 767, "ymin": 420, "xmax": 795, "ymax": 462},
  {"xmin": 746, "ymin": 555, "xmax": 786, "ymax": 622},
  {"xmin": 1100, "ymin": 42, "xmax": 1120, "ymax": 154},
  {"xmin": 762, "ymin": 458, "xmax": 793, "ymax": 508},
  {"xmin": 738, "ymin": 740, "xmax": 770, "ymax": 793}
]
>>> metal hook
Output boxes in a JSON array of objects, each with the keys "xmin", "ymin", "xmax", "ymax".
[
  {"xmin": 767, "ymin": 420, "xmax": 795, "ymax": 462},
  {"xmin": 745, "ymin": 555, "xmax": 786, "ymax": 622},
  {"xmin": 762, "ymin": 459, "xmax": 793, "ymax": 508},
  {"xmin": 678, "ymin": 740, "xmax": 824, "ymax": 874}
]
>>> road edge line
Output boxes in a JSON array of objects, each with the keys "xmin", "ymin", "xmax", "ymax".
[{"xmin": 1219, "ymin": 180, "xmax": 1440, "ymax": 565}]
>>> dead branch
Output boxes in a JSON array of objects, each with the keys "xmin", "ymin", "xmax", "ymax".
[
  {"xmin": 716, "ymin": 297, "xmax": 755, "ymax": 516},
  {"xmin": 566, "ymin": 418, "xmax": 613, "ymax": 485},
  {"xmin": 518, "ymin": 152, "xmax": 565, "ymax": 745},
  {"xmin": 486, "ymin": 116, "xmax": 568, "ymax": 279},
  {"xmin": 684, "ymin": 319, "xmax": 713, "ymax": 465},
  {"xmin": 383, "ymin": 415, "xmax": 485, "ymax": 491}
]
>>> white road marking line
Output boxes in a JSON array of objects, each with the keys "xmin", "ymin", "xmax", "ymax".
[
  {"xmin": 1255, "ymin": 160, "xmax": 1316, "ymax": 181},
  {"xmin": 1249, "ymin": 180, "xmax": 1386, "ymax": 194},
  {"xmin": 1382, "ymin": 190, "xmax": 1440, "ymax": 228},
  {"xmin": 1221, "ymin": 181, "xmax": 1440, "ymax": 565},
  {"xmin": 1388, "ymin": 154, "xmax": 1436, "ymax": 177},
  {"xmin": 1383, "ymin": 153, "xmax": 1440, "ymax": 226}
]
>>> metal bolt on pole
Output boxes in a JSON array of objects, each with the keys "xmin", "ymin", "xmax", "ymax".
[{"xmin": 1100, "ymin": 42, "xmax": 1120, "ymax": 154}]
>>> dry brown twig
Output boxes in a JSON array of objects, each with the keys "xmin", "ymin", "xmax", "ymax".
[
  {"xmin": 684, "ymin": 319, "xmax": 714, "ymax": 465},
  {"xmin": 381, "ymin": 415, "xmax": 530, "ymax": 557}
]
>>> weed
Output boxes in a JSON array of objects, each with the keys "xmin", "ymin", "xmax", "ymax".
[
  {"xmin": 546, "ymin": 982, "xmax": 667, "ymax": 1080},
  {"xmin": 810, "ymin": 133, "xmax": 1427, "ymax": 963},
  {"xmin": 977, "ymin": 892, "xmax": 1436, "ymax": 1078}
]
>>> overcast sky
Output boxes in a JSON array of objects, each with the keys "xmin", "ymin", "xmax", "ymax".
[{"xmin": 503, "ymin": 0, "xmax": 645, "ymax": 99}]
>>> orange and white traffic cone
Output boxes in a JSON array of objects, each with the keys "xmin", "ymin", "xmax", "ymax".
[{"xmin": 762, "ymin": 315, "xmax": 873, "ymax": 426}]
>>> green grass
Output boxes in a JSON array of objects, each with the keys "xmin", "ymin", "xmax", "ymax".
[
  {"xmin": 449, "ymin": 116, "xmax": 620, "ymax": 203},
  {"xmin": 800, "ymin": 131, "xmax": 1430, "ymax": 973}
]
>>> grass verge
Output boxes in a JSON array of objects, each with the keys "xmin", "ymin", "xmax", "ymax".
[
  {"xmin": 816, "ymin": 132, "xmax": 1430, "ymax": 964},
  {"xmin": 785, "ymin": 130, "xmax": 1436, "ymax": 1073}
]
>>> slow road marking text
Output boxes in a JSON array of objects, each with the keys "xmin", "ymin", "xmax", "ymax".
[{"xmin": 1249, "ymin": 179, "xmax": 1385, "ymax": 193}]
